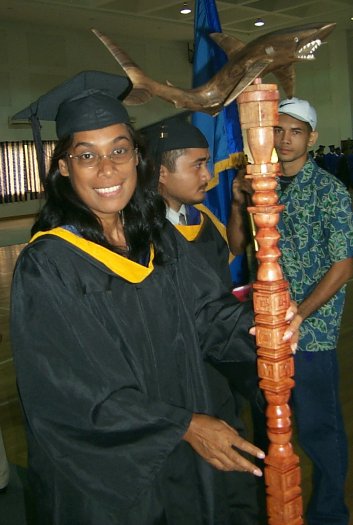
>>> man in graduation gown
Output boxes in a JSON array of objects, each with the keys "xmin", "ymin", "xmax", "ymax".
[
  {"xmin": 147, "ymin": 120, "xmax": 274, "ymax": 523},
  {"xmin": 146, "ymin": 121, "xmax": 272, "ymax": 414},
  {"xmin": 147, "ymin": 119, "xmax": 234, "ymax": 291}
]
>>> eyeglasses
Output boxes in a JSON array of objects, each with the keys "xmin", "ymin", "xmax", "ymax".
[{"xmin": 67, "ymin": 146, "xmax": 137, "ymax": 168}]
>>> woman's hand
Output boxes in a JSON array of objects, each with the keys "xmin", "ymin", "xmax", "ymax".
[{"xmin": 183, "ymin": 413, "xmax": 264, "ymax": 475}]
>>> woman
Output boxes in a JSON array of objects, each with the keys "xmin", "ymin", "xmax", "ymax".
[{"xmin": 11, "ymin": 71, "xmax": 296, "ymax": 525}]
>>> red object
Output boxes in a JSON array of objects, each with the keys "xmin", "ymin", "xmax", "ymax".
[{"xmin": 232, "ymin": 284, "xmax": 252, "ymax": 302}]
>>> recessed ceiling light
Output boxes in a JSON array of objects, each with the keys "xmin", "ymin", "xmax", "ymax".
[
  {"xmin": 180, "ymin": 3, "xmax": 192, "ymax": 15},
  {"xmin": 254, "ymin": 18, "xmax": 265, "ymax": 27}
]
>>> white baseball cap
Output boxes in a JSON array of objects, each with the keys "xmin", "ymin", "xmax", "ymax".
[{"xmin": 278, "ymin": 97, "xmax": 317, "ymax": 131}]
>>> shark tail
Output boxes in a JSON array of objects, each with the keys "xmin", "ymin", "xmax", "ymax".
[{"xmin": 91, "ymin": 28, "xmax": 154, "ymax": 105}]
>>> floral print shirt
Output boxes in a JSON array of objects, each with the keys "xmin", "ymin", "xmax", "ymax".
[{"xmin": 277, "ymin": 158, "xmax": 353, "ymax": 351}]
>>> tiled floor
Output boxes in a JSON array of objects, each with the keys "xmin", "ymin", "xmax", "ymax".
[{"xmin": 0, "ymin": 244, "xmax": 28, "ymax": 467}]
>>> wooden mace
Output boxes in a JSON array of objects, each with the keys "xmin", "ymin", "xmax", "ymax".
[{"xmin": 237, "ymin": 79, "xmax": 303, "ymax": 525}]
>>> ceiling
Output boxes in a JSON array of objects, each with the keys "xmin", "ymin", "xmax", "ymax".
[{"xmin": 0, "ymin": 0, "xmax": 352, "ymax": 42}]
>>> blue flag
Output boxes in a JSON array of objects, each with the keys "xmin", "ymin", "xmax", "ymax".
[{"xmin": 192, "ymin": 0, "xmax": 248, "ymax": 286}]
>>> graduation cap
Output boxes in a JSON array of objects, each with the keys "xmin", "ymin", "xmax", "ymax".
[
  {"xmin": 147, "ymin": 119, "xmax": 209, "ymax": 179},
  {"xmin": 150, "ymin": 119, "xmax": 208, "ymax": 154},
  {"xmin": 12, "ymin": 70, "xmax": 132, "ymax": 184}
]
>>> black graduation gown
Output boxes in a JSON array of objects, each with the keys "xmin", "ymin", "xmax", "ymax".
[
  {"xmin": 175, "ymin": 207, "xmax": 233, "ymax": 291},
  {"xmin": 10, "ymin": 224, "xmax": 257, "ymax": 525},
  {"xmin": 176, "ymin": 210, "xmax": 262, "ymax": 406}
]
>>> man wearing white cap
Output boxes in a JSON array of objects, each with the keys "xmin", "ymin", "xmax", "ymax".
[{"xmin": 274, "ymin": 97, "xmax": 353, "ymax": 525}]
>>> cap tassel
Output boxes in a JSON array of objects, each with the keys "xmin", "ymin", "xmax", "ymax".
[{"xmin": 30, "ymin": 114, "xmax": 47, "ymax": 188}]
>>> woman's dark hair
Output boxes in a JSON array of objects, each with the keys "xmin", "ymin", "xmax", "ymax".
[{"xmin": 32, "ymin": 123, "xmax": 167, "ymax": 264}]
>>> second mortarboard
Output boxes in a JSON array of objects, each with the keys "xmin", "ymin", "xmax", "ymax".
[{"xmin": 151, "ymin": 119, "xmax": 208, "ymax": 154}]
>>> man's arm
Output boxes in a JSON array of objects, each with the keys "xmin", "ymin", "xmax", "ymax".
[
  {"xmin": 227, "ymin": 169, "xmax": 253, "ymax": 255},
  {"xmin": 298, "ymin": 257, "xmax": 353, "ymax": 320}
]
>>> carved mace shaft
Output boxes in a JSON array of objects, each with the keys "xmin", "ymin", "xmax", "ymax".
[{"xmin": 237, "ymin": 80, "xmax": 303, "ymax": 525}]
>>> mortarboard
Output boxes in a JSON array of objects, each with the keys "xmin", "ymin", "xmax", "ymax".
[
  {"xmin": 12, "ymin": 70, "xmax": 132, "ymax": 183},
  {"xmin": 147, "ymin": 119, "xmax": 208, "ymax": 177},
  {"xmin": 150, "ymin": 119, "xmax": 208, "ymax": 154}
]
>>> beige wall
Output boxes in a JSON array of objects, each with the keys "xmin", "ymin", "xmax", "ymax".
[
  {"xmin": 1, "ymin": 20, "xmax": 352, "ymax": 145},
  {"xmin": 0, "ymin": 200, "xmax": 41, "ymax": 246},
  {"xmin": 0, "ymin": 20, "xmax": 192, "ymax": 141},
  {"xmin": 292, "ymin": 27, "xmax": 352, "ymax": 149},
  {"xmin": 0, "ymin": 20, "xmax": 193, "ymax": 240}
]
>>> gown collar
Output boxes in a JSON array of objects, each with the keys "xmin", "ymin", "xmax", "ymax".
[{"xmin": 30, "ymin": 227, "xmax": 155, "ymax": 283}]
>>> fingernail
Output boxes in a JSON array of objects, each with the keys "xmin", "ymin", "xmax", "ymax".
[
  {"xmin": 285, "ymin": 310, "xmax": 294, "ymax": 321},
  {"xmin": 253, "ymin": 468, "xmax": 263, "ymax": 477},
  {"xmin": 282, "ymin": 330, "xmax": 293, "ymax": 342},
  {"xmin": 291, "ymin": 343, "xmax": 297, "ymax": 354},
  {"xmin": 257, "ymin": 451, "xmax": 265, "ymax": 459}
]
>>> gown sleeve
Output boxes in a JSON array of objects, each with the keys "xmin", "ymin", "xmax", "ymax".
[
  {"xmin": 176, "ymin": 230, "xmax": 257, "ymax": 365},
  {"xmin": 10, "ymin": 244, "xmax": 192, "ymax": 512}
]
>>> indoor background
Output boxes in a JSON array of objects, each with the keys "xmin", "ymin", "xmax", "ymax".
[{"xmin": 0, "ymin": 1, "xmax": 352, "ymax": 522}]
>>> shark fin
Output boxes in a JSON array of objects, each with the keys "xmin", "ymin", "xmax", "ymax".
[
  {"xmin": 210, "ymin": 32, "xmax": 245, "ymax": 57},
  {"xmin": 224, "ymin": 59, "xmax": 273, "ymax": 106},
  {"xmin": 273, "ymin": 64, "xmax": 296, "ymax": 98}
]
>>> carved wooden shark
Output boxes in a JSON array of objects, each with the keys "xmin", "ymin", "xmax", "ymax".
[{"xmin": 91, "ymin": 23, "xmax": 335, "ymax": 116}]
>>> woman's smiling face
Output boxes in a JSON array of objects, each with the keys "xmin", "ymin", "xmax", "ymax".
[{"xmin": 59, "ymin": 123, "xmax": 138, "ymax": 224}]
